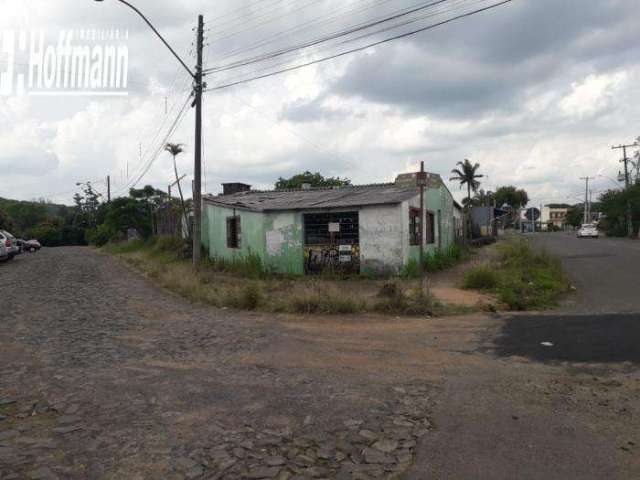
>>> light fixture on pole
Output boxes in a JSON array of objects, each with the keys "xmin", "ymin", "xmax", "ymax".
[{"xmin": 93, "ymin": 0, "xmax": 204, "ymax": 266}]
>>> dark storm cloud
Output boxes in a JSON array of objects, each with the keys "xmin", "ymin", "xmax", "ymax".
[{"xmin": 284, "ymin": 0, "xmax": 639, "ymax": 121}]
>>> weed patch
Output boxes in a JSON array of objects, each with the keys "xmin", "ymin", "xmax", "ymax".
[{"xmin": 463, "ymin": 239, "xmax": 570, "ymax": 310}]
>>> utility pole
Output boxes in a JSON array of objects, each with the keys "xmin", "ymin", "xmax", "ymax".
[
  {"xmin": 106, "ymin": 175, "xmax": 111, "ymax": 202},
  {"xmin": 417, "ymin": 162, "xmax": 428, "ymax": 295},
  {"xmin": 193, "ymin": 14, "xmax": 204, "ymax": 266},
  {"xmin": 612, "ymin": 142, "xmax": 638, "ymax": 238},
  {"xmin": 579, "ymin": 176, "xmax": 594, "ymax": 225}
]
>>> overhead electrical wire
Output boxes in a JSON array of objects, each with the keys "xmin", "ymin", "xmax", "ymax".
[
  {"xmin": 115, "ymin": 93, "xmax": 192, "ymax": 194},
  {"xmin": 205, "ymin": 0, "xmax": 481, "ymax": 85},
  {"xmin": 211, "ymin": 0, "xmax": 397, "ymax": 65},
  {"xmin": 205, "ymin": 0, "xmax": 321, "ymax": 50},
  {"xmin": 204, "ymin": 0, "xmax": 513, "ymax": 92},
  {"xmin": 205, "ymin": 0, "xmax": 451, "ymax": 74}
]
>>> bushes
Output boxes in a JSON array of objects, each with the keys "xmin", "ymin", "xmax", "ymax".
[
  {"xmin": 374, "ymin": 280, "xmax": 440, "ymax": 315},
  {"xmin": 285, "ymin": 288, "xmax": 365, "ymax": 314},
  {"xmin": 463, "ymin": 266, "xmax": 500, "ymax": 289},
  {"xmin": 463, "ymin": 239, "xmax": 570, "ymax": 310}
]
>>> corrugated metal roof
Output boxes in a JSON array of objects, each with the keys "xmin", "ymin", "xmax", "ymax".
[{"xmin": 203, "ymin": 183, "xmax": 419, "ymax": 212}]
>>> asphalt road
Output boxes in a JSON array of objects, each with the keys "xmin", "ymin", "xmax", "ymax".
[
  {"xmin": 409, "ymin": 233, "xmax": 640, "ymax": 479},
  {"xmin": 532, "ymin": 232, "xmax": 640, "ymax": 313}
]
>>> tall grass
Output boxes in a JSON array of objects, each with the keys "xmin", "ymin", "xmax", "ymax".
[
  {"xmin": 401, "ymin": 244, "xmax": 467, "ymax": 278},
  {"xmin": 463, "ymin": 239, "xmax": 570, "ymax": 310}
]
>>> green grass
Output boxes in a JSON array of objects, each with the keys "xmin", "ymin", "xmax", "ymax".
[
  {"xmin": 401, "ymin": 244, "xmax": 468, "ymax": 278},
  {"xmin": 462, "ymin": 239, "xmax": 570, "ymax": 310},
  {"xmin": 102, "ymin": 237, "xmax": 475, "ymax": 317},
  {"xmin": 373, "ymin": 280, "xmax": 442, "ymax": 316}
]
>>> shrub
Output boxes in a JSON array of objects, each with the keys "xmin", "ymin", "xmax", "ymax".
[
  {"xmin": 463, "ymin": 239, "xmax": 570, "ymax": 310},
  {"xmin": 463, "ymin": 266, "xmax": 500, "ymax": 289},
  {"xmin": 234, "ymin": 282, "xmax": 264, "ymax": 310},
  {"xmin": 286, "ymin": 289, "xmax": 364, "ymax": 314},
  {"xmin": 86, "ymin": 224, "xmax": 115, "ymax": 247}
]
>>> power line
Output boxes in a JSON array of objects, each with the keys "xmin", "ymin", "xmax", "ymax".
[
  {"xmin": 212, "ymin": 0, "xmax": 396, "ymax": 65},
  {"xmin": 205, "ymin": 0, "xmax": 453, "ymax": 74},
  {"xmin": 115, "ymin": 94, "xmax": 192, "ymax": 195},
  {"xmin": 208, "ymin": 0, "xmax": 480, "ymax": 84},
  {"xmin": 204, "ymin": 0, "xmax": 513, "ymax": 92}
]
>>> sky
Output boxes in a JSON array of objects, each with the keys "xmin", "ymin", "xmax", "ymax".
[{"xmin": 0, "ymin": 0, "xmax": 639, "ymax": 207}]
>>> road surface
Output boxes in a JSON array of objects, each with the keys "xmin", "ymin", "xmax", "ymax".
[{"xmin": 0, "ymin": 244, "xmax": 638, "ymax": 479}]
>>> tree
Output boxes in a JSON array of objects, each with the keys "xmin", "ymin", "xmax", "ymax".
[
  {"xmin": 73, "ymin": 182, "xmax": 102, "ymax": 229},
  {"xmin": 599, "ymin": 185, "xmax": 640, "ymax": 237},
  {"xmin": 165, "ymin": 143, "xmax": 189, "ymax": 233},
  {"xmin": 450, "ymin": 159, "xmax": 483, "ymax": 208},
  {"xmin": 275, "ymin": 171, "xmax": 351, "ymax": 190},
  {"xmin": 494, "ymin": 186, "xmax": 529, "ymax": 209},
  {"xmin": 468, "ymin": 189, "xmax": 494, "ymax": 207},
  {"xmin": 565, "ymin": 207, "xmax": 583, "ymax": 228},
  {"xmin": 0, "ymin": 206, "xmax": 15, "ymax": 231}
]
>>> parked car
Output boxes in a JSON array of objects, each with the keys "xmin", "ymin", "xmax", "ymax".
[
  {"xmin": 0, "ymin": 231, "xmax": 8, "ymax": 262},
  {"xmin": 577, "ymin": 223, "xmax": 599, "ymax": 238},
  {"xmin": 25, "ymin": 239, "xmax": 41, "ymax": 252},
  {"xmin": 0, "ymin": 230, "xmax": 19, "ymax": 258},
  {"xmin": 15, "ymin": 239, "xmax": 26, "ymax": 253}
]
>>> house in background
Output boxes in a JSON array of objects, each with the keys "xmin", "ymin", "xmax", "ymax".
[
  {"xmin": 201, "ymin": 171, "xmax": 459, "ymax": 275},
  {"xmin": 541, "ymin": 204, "xmax": 571, "ymax": 230}
]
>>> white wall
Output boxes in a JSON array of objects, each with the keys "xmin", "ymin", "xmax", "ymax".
[{"xmin": 359, "ymin": 204, "xmax": 404, "ymax": 274}]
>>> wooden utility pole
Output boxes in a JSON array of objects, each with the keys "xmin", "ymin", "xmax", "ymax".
[
  {"xmin": 579, "ymin": 176, "xmax": 594, "ymax": 225},
  {"xmin": 417, "ymin": 162, "xmax": 428, "ymax": 294},
  {"xmin": 612, "ymin": 143, "xmax": 638, "ymax": 238},
  {"xmin": 192, "ymin": 14, "xmax": 204, "ymax": 266},
  {"xmin": 106, "ymin": 175, "xmax": 111, "ymax": 202}
]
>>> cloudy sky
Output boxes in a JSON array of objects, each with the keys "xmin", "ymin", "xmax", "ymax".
[{"xmin": 0, "ymin": 0, "xmax": 638, "ymax": 207}]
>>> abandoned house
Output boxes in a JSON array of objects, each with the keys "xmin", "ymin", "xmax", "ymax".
[{"xmin": 201, "ymin": 172, "xmax": 461, "ymax": 275}]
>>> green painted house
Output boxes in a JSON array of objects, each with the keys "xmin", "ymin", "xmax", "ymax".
[{"xmin": 202, "ymin": 172, "xmax": 462, "ymax": 275}]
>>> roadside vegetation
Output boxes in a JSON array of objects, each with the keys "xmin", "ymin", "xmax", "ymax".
[
  {"xmin": 102, "ymin": 236, "xmax": 471, "ymax": 317},
  {"xmin": 462, "ymin": 239, "xmax": 571, "ymax": 310}
]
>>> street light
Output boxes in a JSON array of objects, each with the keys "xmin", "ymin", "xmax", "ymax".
[
  {"xmin": 597, "ymin": 174, "xmax": 624, "ymax": 190},
  {"xmin": 93, "ymin": 0, "xmax": 204, "ymax": 266}
]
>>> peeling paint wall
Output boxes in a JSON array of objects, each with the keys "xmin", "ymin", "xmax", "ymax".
[
  {"xmin": 404, "ymin": 183, "xmax": 458, "ymax": 265},
  {"xmin": 202, "ymin": 182, "xmax": 457, "ymax": 276},
  {"xmin": 264, "ymin": 211, "xmax": 304, "ymax": 275},
  {"xmin": 359, "ymin": 204, "xmax": 404, "ymax": 275},
  {"xmin": 203, "ymin": 203, "xmax": 266, "ymax": 261}
]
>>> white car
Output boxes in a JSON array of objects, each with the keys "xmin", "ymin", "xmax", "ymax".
[
  {"xmin": 0, "ymin": 231, "xmax": 10, "ymax": 262},
  {"xmin": 0, "ymin": 230, "xmax": 19, "ymax": 258},
  {"xmin": 577, "ymin": 223, "xmax": 599, "ymax": 238}
]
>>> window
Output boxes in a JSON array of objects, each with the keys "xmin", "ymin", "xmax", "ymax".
[
  {"xmin": 226, "ymin": 216, "xmax": 241, "ymax": 248},
  {"xmin": 427, "ymin": 212, "xmax": 435, "ymax": 244},
  {"xmin": 410, "ymin": 209, "xmax": 435, "ymax": 245},
  {"xmin": 409, "ymin": 208, "xmax": 421, "ymax": 246},
  {"xmin": 303, "ymin": 212, "xmax": 359, "ymax": 245}
]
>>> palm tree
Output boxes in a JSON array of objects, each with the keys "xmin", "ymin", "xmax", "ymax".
[
  {"xmin": 450, "ymin": 159, "xmax": 484, "ymax": 209},
  {"xmin": 165, "ymin": 143, "xmax": 189, "ymax": 235}
]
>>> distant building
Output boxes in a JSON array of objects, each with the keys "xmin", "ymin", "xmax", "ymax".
[
  {"xmin": 201, "ymin": 171, "xmax": 460, "ymax": 275},
  {"xmin": 470, "ymin": 206, "xmax": 508, "ymax": 237},
  {"xmin": 541, "ymin": 204, "xmax": 570, "ymax": 230}
]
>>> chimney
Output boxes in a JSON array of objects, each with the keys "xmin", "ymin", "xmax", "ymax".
[{"xmin": 221, "ymin": 182, "xmax": 251, "ymax": 195}]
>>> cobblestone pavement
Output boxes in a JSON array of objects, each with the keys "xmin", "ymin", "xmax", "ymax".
[
  {"xmin": 0, "ymin": 248, "xmax": 438, "ymax": 479},
  {"xmin": 3, "ymin": 247, "xmax": 639, "ymax": 480}
]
